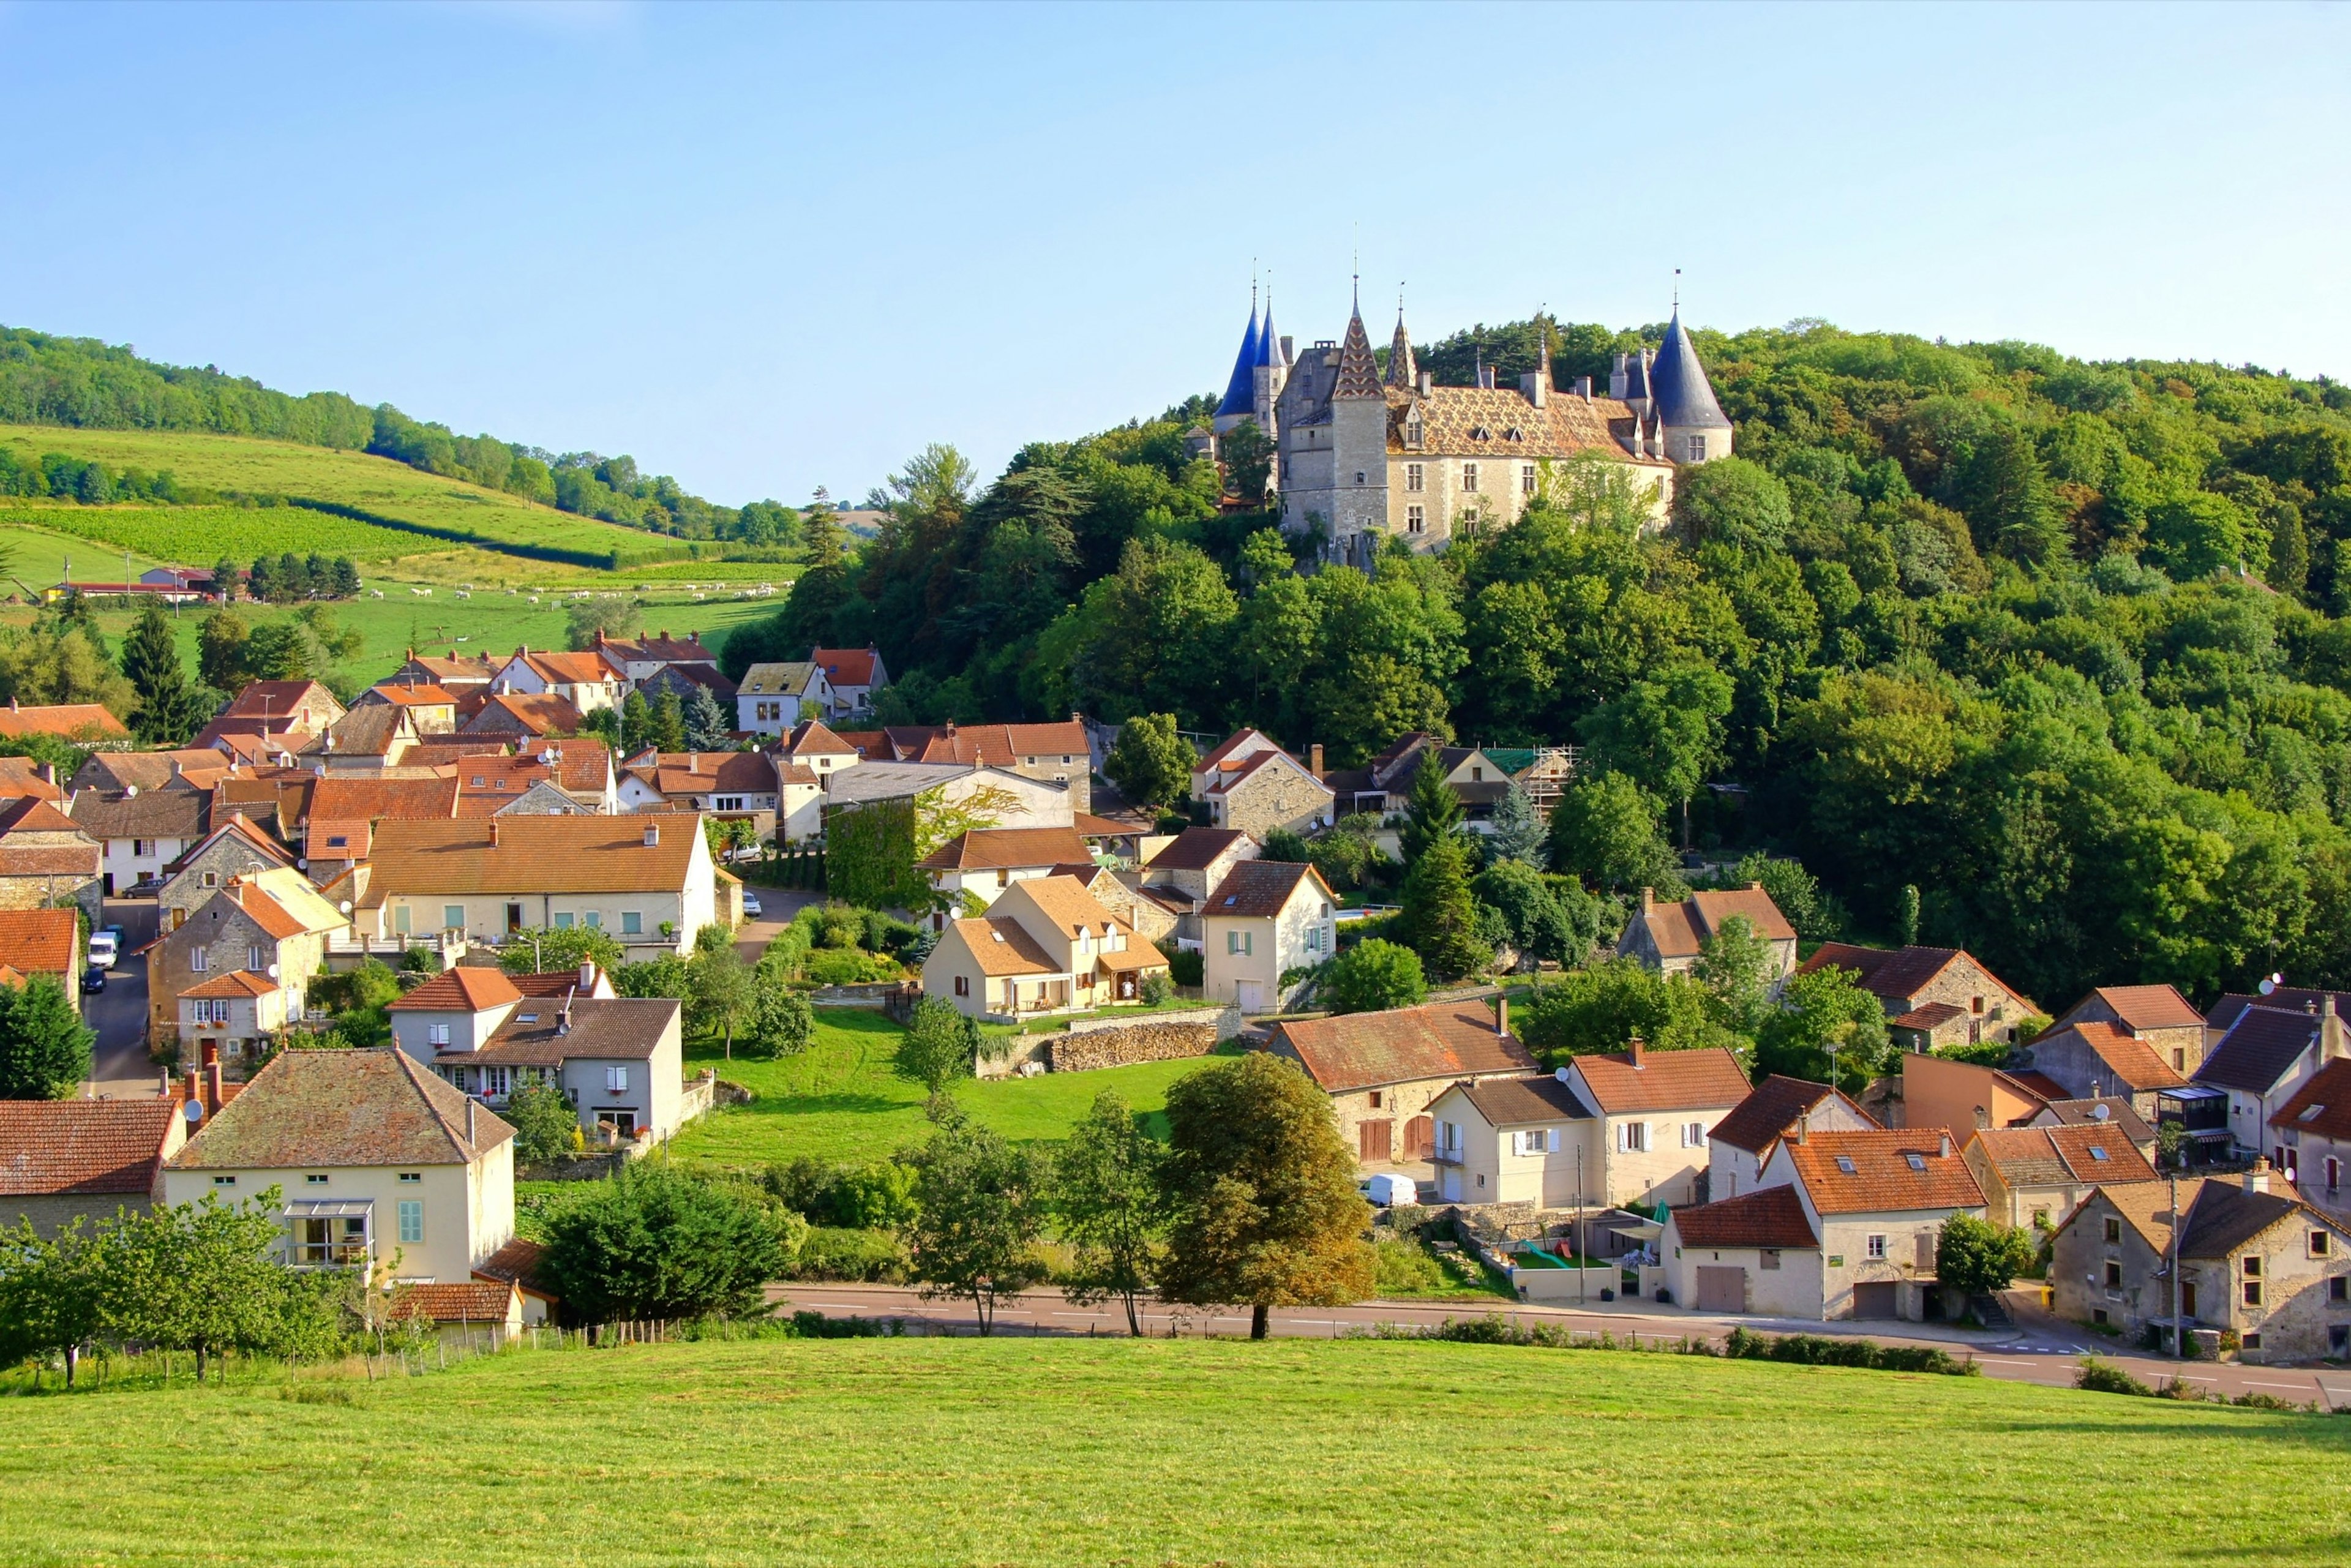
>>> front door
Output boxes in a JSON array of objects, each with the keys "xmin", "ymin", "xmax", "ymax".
[
  {"xmin": 1441, "ymin": 1168, "xmax": 1461, "ymax": 1202},
  {"xmin": 1695, "ymin": 1266, "xmax": 1745, "ymax": 1313},
  {"xmin": 506, "ymin": 903, "xmax": 525, "ymax": 934},
  {"xmin": 1235, "ymin": 980, "xmax": 1265, "ymax": 1013}
]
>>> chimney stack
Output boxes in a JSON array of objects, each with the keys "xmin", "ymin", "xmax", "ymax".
[
  {"xmin": 1797, "ymin": 1109, "xmax": 1810, "ymax": 1144},
  {"xmin": 203, "ymin": 1061, "xmax": 223, "ymax": 1119},
  {"xmin": 2324, "ymin": 994, "xmax": 2347, "ymax": 1062},
  {"xmin": 1416, "ymin": 369, "xmax": 1431, "ymax": 397},
  {"xmin": 580, "ymin": 959, "xmax": 596, "ymax": 992},
  {"xmin": 201, "ymin": 1042, "xmax": 218, "ymax": 1068},
  {"xmin": 643, "ymin": 824, "xmax": 660, "ymax": 847},
  {"xmin": 1640, "ymin": 887, "xmax": 1655, "ymax": 913},
  {"xmin": 1495, "ymin": 994, "xmax": 1509, "ymax": 1038},
  {"xmin": 467, "ymin": 1099, "xmax": 478, "ymax": 1146},
  {"xmin": 1938, "ymin": 1130, "xmax": 1953, "ymax": 1159},
  {"xmin": 1309, "ymin": 743, "xmax": 1325, "ymax": 778},
  {"xmin": 489, "ymin": 819, "xmax": 500, "ymax": 847},
  {"xmin": 1627, "ymin": 1034, "xmax": 1646, "ymax": 1068},
  {"xmin": 2246, "ymin": 1158, "xmax": 2273, "ymax": 1195},
  {"xmin": 157, "ymin": 1068, "xmax": 171, "ymax": 1098},
  {"xmin": 1573, "ymin": 375, "xmax": 1594, "ymax": 399}
]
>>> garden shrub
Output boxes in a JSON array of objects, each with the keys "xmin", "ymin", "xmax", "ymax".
[
  {"xmin": 2075, "ymin": 1356, "xmax": 2153, "ymax": 1397},
  {"xmin": 804, "ymin": 946, "xmax": 900, "ymax": 986},
  {"xmin": 1370, "ymin": 1237, "xmax": 1448, "ymax": 1294},
  {"xmin": 786, "ymin": 1226, "xmax": 908, "ymax": 1283},
  {"xmin": 1162, "ymin": 945, "xmax": 1203, "ymax": 988}
]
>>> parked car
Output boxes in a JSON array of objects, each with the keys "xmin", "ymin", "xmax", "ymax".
[
  {"xmin": 86, "ymin": 932, "xmax": 119, "ymax": 970},
  {"xmin": 122, "ymin": 876, "xmax": 164, "ymax": 898},
  {"xmin": 81, "ymin": 966, "xmax": 106, "ymax": 994},
  {"xmin": 741, "ymin": 891, "xmax": 763, "ymax": 918},
  {"xmin": 1360, "ymin": 1172, "xmax": 1419, "ymax": 1207},
  {"xmin": 101, "ymin": 923, "xmax": 126, "ymax": 948}
]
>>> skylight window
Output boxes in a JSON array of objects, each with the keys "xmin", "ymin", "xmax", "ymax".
[
  {"xmin": 2302, "ymin": 1104, "xmax": 2327, "ymax": 1122},
  {"xmin": 2089, "ymin": 1146, "xmax": 2109, "ymax": 1161},
  {"xmin": 516, "ymin": 1012, "xmax": 538, "ymax": 1023},
  {"xmin": 1905, "ymin": 1153, "xmax": 1925, "ymax": 1172},
  {"xmin": 1835, "ymin": 1157, "xmax": 1856, "ymax": 1174}
]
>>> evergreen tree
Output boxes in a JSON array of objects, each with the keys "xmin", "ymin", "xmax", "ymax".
[
  {"xmin": 618, "ymin": 691, "xmax": 653, "ymax": 756},
  {"xmin": 304, "ymin": 553, "xmax": 330, "ymax": 598},
  {"xmin": 651, "ymin": 689, "xmax": 688, "ymax": 753},
  {"xmin": 1482, "ymin": 781, "xmax": 1542, "ymax": 867},
  {"xmin": 1398, "ymin": 833, "xmax": 1490, "ymax": 982},
  {"xmin": 329, "ymin": 557, "xmax": 361, "ymax": 598},
  {"xmin": 2268, "ymin": 508, "xmax": 2311, "ymax": 601},
  {"xmin": 244, "ymin": 556, "xmax": 276, "ymax": 603},
  {"xmin": 0, "ymin": 976, "xmax": 96, "ymax": 1099},
  {"xmin": 803, "ymin": 496, "xmax": 846, "ymax": 571},
  {"xmin": 120, "ymin": 602, "xmax": 204, "ymax": 745},
  {"xmin": 1397, "ymin": 748, "xmax": 1463, "ymax": 865},
  {"xmin": 683, "ymin": 683, "xmax": 732, "ymax": 749},
  {"xmin": 210, "ymin": 557, "xmax": 238, "ymax": 603}
]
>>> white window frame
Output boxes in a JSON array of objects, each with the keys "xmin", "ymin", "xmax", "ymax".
[
  {"xmin": 190, "ymin": 947, "xmax": 208, "ymax": 972},
  {"xmin": 1520, "ymin": 464, "xmax": 1536, "ymax": 495},
  {"xmin": 1620, "ymin": 1121, "xmax": 1648, "ymax": 1153},
  {"xmin": 1866, "ymin": 1234, "xmax": 1888, "ymax": 1261},
  {"xmin": 1405, "ymin": 462, "xmax": 1424, "ymax": 493},
  {"xmin": 605, "ymin": 1065, "xmax": 629, "ymax": 1093},
  {"xmin": 428, "ymin": 1022, "xmax": 450, "ymax": 1046},
  {"xmin": 1461, "ymin": 462, "xmax": 1479, "ymax": 493}
]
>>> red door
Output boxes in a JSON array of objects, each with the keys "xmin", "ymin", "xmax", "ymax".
[
  {"xmin": 1359, "ymin": 1120, "xmax": 1392, "ymax": 1161},
  {"xmin": 1404, "ymin": 1116, "xmax": 1433, "ymax": 1159}
]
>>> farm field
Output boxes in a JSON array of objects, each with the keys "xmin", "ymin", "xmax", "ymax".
[
  {"xmin": 0, "ymin": 1336, "xmax": 2340, "ymax": 1566},
  {"xmin": 672, "ymin": 1010, "xmax": 1234, "ymax": 1168},
  {"xmin": 0, "ymin": 501, "xmax": 448, "ymax": 568},
  {"xmin": 0, "ymin": 424, "xmax": 686, "ymax": 567},
  {"xmin": 0, "ymin": 519, "xmax": 171, "ymax": 596}
]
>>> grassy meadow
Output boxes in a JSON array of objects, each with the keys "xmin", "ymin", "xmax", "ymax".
[
  {"xmin": 672, "ymin": 1010, "xmax": 1235, "ymax": 1168},
  {"xmin": 0, "ymin": 1335, "xmax": 2341, "ymax": 1566}
]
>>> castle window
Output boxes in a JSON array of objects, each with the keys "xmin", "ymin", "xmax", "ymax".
[
  {"xmin": 1406, "ymin": 506, "xmax": 1425, "ymax": 534},
  {"xmin": 1686, "ymin": 434, "xmax": 1708, "ymax": 462},
  {"xmin": 1355, "ymin": 471, "xmax": 1365, "ymax": 485},
  {"xmin": 1521, "ymin": 465, "xmax": 1536, "ymax": 495},
  {"xmin": 1405, "ymin": 463, "xmax": 1424, "ymax": 493},
  {"xmin": 1461, "ymin": 463, "xmax": 1479, "ymax": 493}
]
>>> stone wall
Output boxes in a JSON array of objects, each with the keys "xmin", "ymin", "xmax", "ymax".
[{"xmin": 1049, "ymin": 1019, "xmax": 1219, "ymax": 1074}]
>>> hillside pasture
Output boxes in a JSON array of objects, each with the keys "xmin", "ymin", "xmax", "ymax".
[
  {"xmin": 0, "ymin": 1335, "xmax": 2339, "ymax": 1566},
  {"xmin": 0, "ymin": 501, "xmax": 440, "ymax": 567},
  {"xmin": 0, "ymin": 424, "xmax": 688, "ymax": 568}
]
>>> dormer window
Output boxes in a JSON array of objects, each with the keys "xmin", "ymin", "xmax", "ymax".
[
  {"xmin": 1470, "ymin": 426, "xmax": 1492, "ymax": 441},
  {"xmin": 1504, "ymin": 427, "xmax": 1524, "ymax": 443}
]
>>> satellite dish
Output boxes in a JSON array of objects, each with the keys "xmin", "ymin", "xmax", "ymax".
[
  {"xmin": 184, "ymin": 1098, "xmax": 202, "ymax": 1123},
  {"xmin": 267, "ymin": 963, "xmax": 280, "ymax": 978},
  {"xmin": 2260, "ymin": 973, "xmax": 2282, "ymax": 996},
  {"xmin": 339, "ymin": 900, "xmax": 353, "ymax": 915}
]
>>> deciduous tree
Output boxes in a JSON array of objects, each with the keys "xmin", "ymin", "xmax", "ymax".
[
  {"xmin": 902, "ymin": 1105, "xmax": 1049, "ymax": 1335},
  {"xmin": 1054, "ymin": 1090, "xmax": 1165, "ymax": 1336}
]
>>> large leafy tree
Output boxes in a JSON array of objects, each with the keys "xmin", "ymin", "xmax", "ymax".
[
  {"xmin": 1104, "ymin": 712, "xmax": 1193, "ymax": 812},
  {"xmin": 540, "ymin": 1163, "xmax": 804, "ymax": 1323},
  {"xmin": 1157, "ymin": 1052, "xmax": 1375, "ymax": 1340},
  {"xmin": 1053, "ymin": 1090, "xmax": 1166, "ymax": 1336},
  {"xmin": 0, "ymin": 976, "xmax": 95, "ymax": 1100},
  {"xmin": 1548, "ymin": 772, "xmax": 1678, "ymax": 896},
  {"xmin": 901, "ymin": 1105, "xmax": 1049, "ymax": 1335},
  {"xmin": 1319, "ymin": 937, "xmax": 1427, "ymax": 1015}
]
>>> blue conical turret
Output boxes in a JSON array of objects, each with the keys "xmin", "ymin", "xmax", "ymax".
[
  {"xmin": 1649, "ymin": 309, "xmax": 1730, "ymax": 431},
  {"xmin": 1217, "ymin": 301, "xmax": 1261, "ymax": 419}
]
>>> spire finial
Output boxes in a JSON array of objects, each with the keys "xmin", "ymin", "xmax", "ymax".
[{"xmin": 1673, "ymin": 268, "xmax": 1681, "ymax": 312}]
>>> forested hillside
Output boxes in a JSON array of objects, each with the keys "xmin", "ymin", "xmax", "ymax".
[
  {"xmin": 0, "ymin": 326, "xmax": 800, "ymax": 547},
  {"xmin": 735, "ymin": 319, "xmax": 2351, "ymax": 1005}
]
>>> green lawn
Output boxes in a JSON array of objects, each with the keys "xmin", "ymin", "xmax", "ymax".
[
  {"xmin": 0, "ymin": 1337, "xmax": 2342, "ymax": 1566},
  {"xmin": 670, "ymin": 1010, "xmax": 1232, "ymax": 1168}
]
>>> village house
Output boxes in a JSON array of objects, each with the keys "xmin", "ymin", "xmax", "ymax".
[
  {"xmin": 2047, "ymin": 984, "xmax": 2208, "ymax": 1078},
  {"xmin": 302, "ymin": 775, "xmax": 461, "ymax": 876},
  {"xmin": 178, "ymin": 970, "xmax": 289, "ymax": 1051},
  {"xmin": 162, "ymin": 1048, "xmax": 517, "ymax": 1285},
  {"xmin": 922, "ymin": 874, "xmax": 1168, "ymax": 1019},
  {"xmin": 2191, "ymin": 997, "xmax": 2342, "ymax": 1160},
  {"xmin": 1618, "ymin": 886, "xmax": 1798, "ymax": 983},
  {"xmin": 1794, "ymin": 942, "xmax": 2038, "ymax": 1050},
  {"xmin": 2022, "ymin": 1016, "xmax": 2189, "ymax": 1119},
  {"xmin": 1963, "ymin": 1122, "xmax": 2158, "ymax": 1231},
  {"xmin": 2026, "ymin": 1095, "xmax": 2159, "ymax": 1163},
  {"xmin": 916, "ymin": 826, "xmax": 1097, "ymax": 928},
  {"xmin": 1200, "ymin": 860, "xmax": 1335, "ymax": 1015},
  {"xmin": 0, "ymin": 1098, "xmax": 185, "ymax": 1236},
  {"xmin": 1190, "ymin": 730, "xmax": 1334, "ymax": 840},
  {"xmin": 350, "ymin": 681, "xmax": 462, "ymax": 734},
  {"xmin": 463, "ymin": 692, "xmax": 588, "ymax": 740},
  {"xmin": 489, "ymin": 647, "xmax": 626, "ymax": 715},
  {"xmin": 154, "ymin": 867, "xmax": 348, "ymax": 1062},
  {"xmin": 0, "ymin": 908, "xmax": 85, "ymax": 1009},
  {"xmin": 1262, "ymin": 998, "xmax": 1535, "ymax": 1169},
  {"xmin": 302, "ymin": 704, "xmax": 424, "ymax": 773},
  {"xmin": 388, "ymin": 962, "xmax": 617, "ymax": 1059},
  {"xmin": 0, "ymin": 795, "xmax": 103, "ymax": 915},
  {"xmin": 1706, "ymin": 1075, "xmax": 1878, "ymax": 1201},
  {"xmin": 448, "ymin": 739, "xmax": 617, "ymax": 815},
  {"xmin": 852, "ymin": 719, "xmax": 1098, "ymax": 814},
  {"xmin": 69, "ymin": 750, "xmax": 227, "ymax": 795},
  {"xmin": 776, "ymin": 718, "xmax": 860, "ymax": 782},
  {"xmin": 617, "ymin": 750, "xmax": 797, "ymax": 840},
  {"xmin": 66, "ymin": 787, "xmax": 208, "ymax": 896},
  {"xmin": 2052, "ymin": 1165, "xmax": 2351, "ymax": 1360},
  {"xmin": 1119, "ymin": 827, "xmax": 1259, "ymax": 949},
  {"xmin": 0, "ymin": 699, "xmax": 130, "ymax": 742},
  {"xmin": 350, "ymin": 816, "xmax": 722, "ymax": 959},
  {"xmin": 1423, "ymin": 1072, "xmax": 1597, "ymax": 1207},
  {"xmin": 811, "ymin": 645, "xmax": 889, "ymax": 718},
  {"xmin": 156, "ymin": 816, "xmax": 298, "ymax": 936},
  {"xmin": 386, "ymin": 650, "xmax": 499, "ymax": 692},
  {"xmin": 736, "ymin": 661, "xmax": 832, "ymax": 736},
  {"xmin": 389, "ymin": 1280, "xmax": 527, "ymax": 1346},
  {"xmin": 208, "ymin": 679, "xmax": 347, "ymax": 740},
  {"xmin": 821, "ymin": 761, "xmax": 1074, "ymax": 835},
  {"xmin": 438, "ymin": 992, "xmax": 688, "ymax": 1146},
  {"xmin": 2271, "ymin": 1059, "xmax": 2351, "ymax": 1219},
  {"xmin": 1667, "ymin": 1127, "xmax": 1988, "ymax": 1321},
  {"xmin": 591, "ymin": 629, "xmax": 719, "ymax": 688},
  {"xmin": 1559, "ymin": 1041, "xmax": 1753, "ymax": 1209},
  {"xmin": 1897, "ymin": 1052, "xmax": 2062, "ymax": 1138},
  {"xmin": 1321, "ymin": 733, "xmax": 1515, "ymax": 825}
]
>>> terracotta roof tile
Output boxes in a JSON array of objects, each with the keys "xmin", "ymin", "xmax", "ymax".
[
  {"xmin": 1205, "ymin": 860, "xmax": 1327, "ymax": 920},
  {"xmin": 951, "ymin": 916, "xmax": 1062, "ymax": 977},
  {"xmin": 0, "ymin": 909, "xmax": 78, "ymax": 977},
  {"xmin": 391, "ymin": 1281, "xmax": 519, "ymax": 1325},
  {"xmin": 780, "ymin": 720, "xmax": 858, "ymax": 757},
  {"xmin": 465, "ymin": 693, "xmax": 586, "ymax": 737},
  {"xmin": 1670, "ymin": 1185, "xmax": 1818, "ymax": 1250},
  {"xmin": 0, "ymin": 1099, "xmax": 177, "ymax": 1196},
  {"xmin": 1145, "ymin": 828, "xmax": 1251, "ymax": 872},
  {"xmin": 0, "ymin": 702, "xmax": 129, "ymax": 738},
  {"xmin": 473, "ymin": 1236, "xmax": 556, "ymax": 1297},
  {"xmin": 167, "ymin": 1048, "xmax": 512, "ymax": 1169},
  {"xmin": 388, "ymin": 967, "xmax": 525, "ymax": 1013},
  {"xmin": 1709, "ymin": 1075, "xmax": 1865, "ymax": 1156},
  {"xmin": 811, "ymin": 647, "xmax": 879, "ymax": 686},
  {"xmin": 354, "ymin": 817, "xmax": 699, "ymax": 906},
  {"xmin": 2271, "ymin": 1058, "xmax": 2351, "ymax": 1142},
  {"xmin": 1270, "ymin": 1001, "xmax": 1533, "ymax": 1094},
  {"xmin": 1782, "ymin": 1130, "xmax": 1985, "ymax": 1215},
  {"xmin": 180, "ymin": 970, "xmax": 278, "ymax": 999},
  {"xmin": 1971, "ymin": 1125, "xmax": 2156, "ymax": 1188},
  {"xmin": 1572, "ymin": 1047, "xmax": 1753, "ymax": 1116},
  {"xmin": 2082, "ymin": 984, "xmax": 2204, "ymax": 1032},
  {"xmin": 918, "ymin": 827, "xmax": 1092, "ymax": 873},
  {"xmin": 2046, "ymin": 1019, "xmax": 2189, "ymax": 1092}
]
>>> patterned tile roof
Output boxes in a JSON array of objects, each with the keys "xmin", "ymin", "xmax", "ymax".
[{"xmin": 1385, "ymin": 383, "xmax": 1663, "ymax": 465}]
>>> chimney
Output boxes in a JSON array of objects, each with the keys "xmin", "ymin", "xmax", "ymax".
[
  {"xmin": 1627, "ymin": 1034, "xmax": 1646, "ymax": 1068},
  {"xmin": 2325, "ymin": 994, "xmax": 2347, "ymax": 1062},
  {"xmin": 1520, "ymin": 369, "xmax": 1548, "ymax": 408},
  {"xmin": 1416, "ymin": 369, "xmax": 1431, "ymax": 397},
  {"xmin": 489, "ymin": 819, "xmax": 500, "ymax": 847},
  {"xmin": 1938, "ymin": 1130, "xmax": 1953, "ymax": 1159},
  {"xmin": 1309, "ymin": 743, "xmax": 1324, "ymax": 777},
  {"xmin": 157, "ymin": 1068, "xmax": 171, "ymax": 1098},
  {"xmin": 1573, "ymin": 375, "xmax": 1594, "ymax": 399},
  {"xmin": 1280, "ymin": 335, "xmax": 1293, "ymax": 361},
  {"xmin": 580, "ymin": 959, "xmax": 596, "ymax": 992},
  {"xmin": 2090, "ymin": 1079, "xmax": 2101, "ymax": 1103},
  {"xmin": 203, "ymin": 1062, "xmax": 223, "ymax": 1119},
  {"xmin": 1797, "ymin": 1109, "xmax": 1810, "ymax": 1144},
  {"xmin": 467, "ymin": 1100, "xmax": 478, "ymax": 1146},
  {"xmin": 1495, "ymin": 994, "xmax": 1509, "ymax": 1037},
  {"xmin": 643, "ymin": 825, "xmax": 660, "ymax": 847},
  {"xmin": 1639, "ymin": 887, "xmax": 1655, "ymax": 913},
  {"xmin": 2246, "ymin": 1158, "xmax": 2272, "ymax": 1195}
]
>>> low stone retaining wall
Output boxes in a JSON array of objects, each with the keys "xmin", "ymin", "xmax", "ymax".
[{"xmin": 1048, "ymin": 1019, "xmax": 1220, "ymax": 1073}]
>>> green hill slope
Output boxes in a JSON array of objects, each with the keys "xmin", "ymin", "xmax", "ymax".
[
  {"xmin": 0, "ymin": 1337, "xmax": 2338, "ymax": 1565},
  {"xmin": 0, "ymin": 425, "xmax": 692, "ymax": 570}
]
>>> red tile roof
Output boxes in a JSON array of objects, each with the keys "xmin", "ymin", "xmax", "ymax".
[
  {"xmin": 2043, "ymin": 1019, "xmax": 2188, "ymax": 1092},
  {"xmin": 0, "ymin": 702, "xmax": 129, "ymax": 739},
  {"xmin": 2080, "ymin": 984, "xmax": 2204, "ymax": 1032},
  {"xmin": 1145, "ymin": 828, "xmax": 1251, "ymax": 872},
  {"xmin": 1971, "ymin": 1125, "xmax": 2157, "ymax": 1188},
  {"xmin": 0, "ymin": 909, "xmax": 78, "ymax": 978},
  {"xmin": 918, "ymin": 827, "xmax": 1092, "ymax": 872},
  {"xmin": 1632, "ymin": 888, "xmax": 1794, "ymax": 959},
  {"xmin": 1571, "ymin": 1046, "xmax": 1753, "ymax": 1115},
  {"xmin": 391, "ymin": 1281, "xmax": 519, "ymax": 1325},
  {"xmin": 1708, "ymin": 1075, "xmax": 1870, "ymax": 1156},
  {"xmin": 1269, "ymin": 1001, "xmax": 1532, "ymax": 1094},
  {"xmin": 1205, "ymin": 860, "xmax": 1329, "ymax": 920},
  {"xmin": 181, "ymin": 970, "xmax": 279, "ymax": 999},
  {"xmin": 388, "ymin": 967, "xmax": 525, "ymax": 1013},
  {"xmin": 0, "ymin": 1099, "xmax": 177, "ymax": 1196},
  {"xmin": 2272, "ymin": 1058, "xmax": 2351, "ymax": 1143},
  {"xmin": 1781, "ymin": 1130, "xmax": 1985, "ymax": 1214},
  {"xmin": 811, "ymin": 646, "xmax": 880, "ymax": 686},
  {"xmin": 1670, "ymin": 1185, "xmax": 1818, "ymax": 1250}
]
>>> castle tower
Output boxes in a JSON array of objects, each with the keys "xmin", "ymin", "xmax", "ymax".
[
  {"xmin": 1649, "ymin": 307, "xmax": 1732, "ymax": 464},
  {"xmin": 1212, "ymin": 291, "xmax": 1262, "ymax": 438},
  {"xmin": 1250, "ymin": 291, "xmax": 1290, "ymax": 439},
  {"xmin": 1329, "ymin": 291, "xmax": 1390, "ymax": 564},
  {"xmin": 1385, "ymin": 306, "xmax": 1417, "ymax": 389}
]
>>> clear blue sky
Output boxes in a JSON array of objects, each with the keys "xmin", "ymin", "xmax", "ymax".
[{"xmin": 2, "ymin": 1, "xmax": 2344, "ymax": 508}]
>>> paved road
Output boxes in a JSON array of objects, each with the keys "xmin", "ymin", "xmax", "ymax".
[
  {"xmin": 773, "ymin": 1281, "xmax": 2351, "ymax": 1407},
  {"xmin": 731, "ymin": 889, "xmax": 823, "ymax": 964},
  {"xmin": 86, "ymin": 898, "xmax": 159, "ymax": 1096}
]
